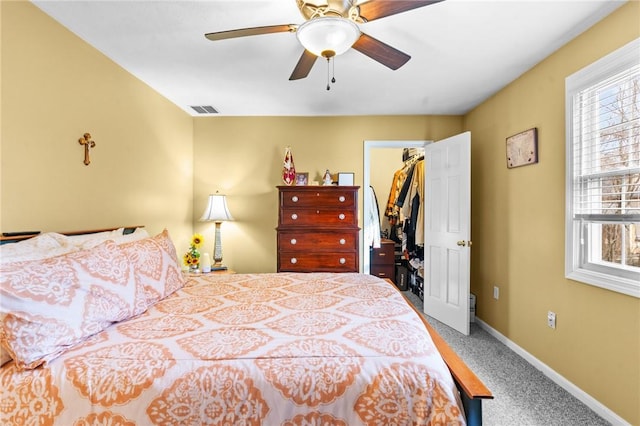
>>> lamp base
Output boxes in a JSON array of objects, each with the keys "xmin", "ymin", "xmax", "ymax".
[{"xmin": 210, "ymin": 265, "xmax": 228, "ymax": 271}]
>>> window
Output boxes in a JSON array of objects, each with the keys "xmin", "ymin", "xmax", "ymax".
[{"xmin": 565, "ymin": 38, "xmax": 640, "ymax": 298}]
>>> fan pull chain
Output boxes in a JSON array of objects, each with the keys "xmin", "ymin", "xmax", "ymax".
[
  {"xmin": 326, "ymin": 57, "xmax": 331, "ymax": 90},
  {"xmin": 326, "ymin": 57, "xmax": 337, "ymax": 91},
  {"xmin": 332, "ymin": 58, "xmax": 336, "ymax": 84}
]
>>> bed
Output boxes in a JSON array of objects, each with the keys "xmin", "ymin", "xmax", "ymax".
[{"xmin": 0, "ymin": 227, "xmax": 491, "ymax": 425}]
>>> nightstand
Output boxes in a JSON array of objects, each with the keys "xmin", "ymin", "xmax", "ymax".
[
  {"xmin": 208, "ymin": 268, "xmax": 235, "ymax": 274},
  {"xmin": 187, "ymin": 268, "xmax": 235, "ymax": 276},
  {"xmin": 370, "ymin": 238, "xmax": 395, "ymax": 283}
]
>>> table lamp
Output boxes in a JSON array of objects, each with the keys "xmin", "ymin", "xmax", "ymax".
[{"xmin": 199, "ymin": 192, "xmax": 233, "ymax": 269}]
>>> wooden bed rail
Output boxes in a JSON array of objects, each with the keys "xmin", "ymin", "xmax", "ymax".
[
  {"xmin": 422, "ymin": 317, "xmax": 493, "ymax": 425},
  {"xmin": 393, "ymin": 281, "xmax": 493, "ymax": 426},
  {"xmin": 0, "ymin": 226, "xmax": 143, "ymax": 244}
]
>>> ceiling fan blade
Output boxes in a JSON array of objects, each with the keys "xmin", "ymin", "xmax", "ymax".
[
  {"xmin": 289, "ymin": 50, "xmax": 318, "ymax": 80},
  {"xmin": 352, "ymin": 33, "xmax": 410, "ymax": 70},
  {"xmin": 357, "ymin": 1, "xmax": 444, "ymax": 22},
  {"xmin": 205, "ymin": 24, "xmax": 297, "ymax": 41}
]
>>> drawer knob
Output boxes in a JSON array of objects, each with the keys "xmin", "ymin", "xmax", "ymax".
[
  {"xmin": 291, "ymin": 213, "xmax": 298, "ymax": 220},
  {"xmin": 292, "ymin": 196, "xmax": 298, "ymax": 202},
  {"xmin": 338, "ymin": 213, "xmax": 345, "ymax": 220},
  {"xmin": 290, "ymin": 258, "xmax": 297, "ymax": 264},
  {"xmin": 339, "ymin": 196, "xmax": 345, "ymax": 202},
  {"xmin": 339, "ymin": 258, "xmax": 346, "ymax": 264},
  {"xmin": 378, "ymin": 252, "xmax": 386, "ymax": 257},
  {"xmin": 290, "ymin": 238, "xmax": 297, "ymax": 245},
  {"xmin": 339, "ymin": 238, "xmax": 346, "ymax": 245}
]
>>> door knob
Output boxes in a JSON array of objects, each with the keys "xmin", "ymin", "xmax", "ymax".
[{"xmin": 457, "ymin": 240, "xmax": 466, "ymax": 247}]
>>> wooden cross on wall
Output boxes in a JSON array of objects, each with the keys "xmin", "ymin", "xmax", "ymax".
[{"xmin": 78, "ymin": 133, "xmax": 96, "ymax": 166}]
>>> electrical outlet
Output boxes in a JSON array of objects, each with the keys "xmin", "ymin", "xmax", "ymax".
[
  {"xmin": 493, "ymin": 286, "xmax": 499, "ymax": 300},
  {"xmin": 547, "ymin": 311, "xmax": 556, "ymax": 329}
]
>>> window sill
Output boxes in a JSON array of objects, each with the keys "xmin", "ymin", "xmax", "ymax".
[{"xmin": 566, "ymin": 269, "xmax": 640, "ymax": 298}]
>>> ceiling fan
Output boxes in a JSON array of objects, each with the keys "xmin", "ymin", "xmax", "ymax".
[{"xmin": 205, "ymin": 0, "xmax": 443, "ymax": 84}]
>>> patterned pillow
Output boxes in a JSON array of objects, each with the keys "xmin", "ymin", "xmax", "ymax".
[
  {"xmin": 119, "ymin": 230, "xmax": 186, "ymax": 312},
  {"xmin": 0, "ymin": 240, "xmax": 138, "ymax": 370}
]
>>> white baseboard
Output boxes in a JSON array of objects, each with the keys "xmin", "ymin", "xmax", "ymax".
[{"xmin": 475, "ymin": 318, "xmax": 630, "ymax": 426}]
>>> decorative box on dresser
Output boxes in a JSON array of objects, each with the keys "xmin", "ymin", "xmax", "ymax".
[
  {"xmin": 370, "ymin": 238, "xmax": 396, "ymax": 283},
  {"xmin": 277, "ymin": 185, "xmax": 360, "ymax": 272}
]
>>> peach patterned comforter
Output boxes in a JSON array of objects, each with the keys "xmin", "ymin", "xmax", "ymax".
[{"xmin": 1, "ymin": 273, "xmax": 465, "ymax": 425}]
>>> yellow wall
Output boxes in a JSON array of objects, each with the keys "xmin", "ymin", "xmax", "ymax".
[
  {"xmin": 1, "ymin": 1, "xmax": 193, "ymax": 246},
  {"xmin": 192, "ymin": 116, "xmax": 461, "ymax": 272},
  {"xmin": 464, "ymin": 2, "xmax": 639, "ymax": 423},
  {"xmin": 2, "ymin": 0, "xmax": 639, "ymax": 423}
]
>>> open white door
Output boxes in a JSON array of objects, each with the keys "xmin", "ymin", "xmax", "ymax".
[{"xmin": 424, "ymin": 132, "xmax": 471, "ymax": 335}]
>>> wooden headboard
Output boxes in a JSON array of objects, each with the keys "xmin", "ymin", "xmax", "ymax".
[{"xmin": 0, "ymin": 226, "xmax": 143, "ymax": 245}]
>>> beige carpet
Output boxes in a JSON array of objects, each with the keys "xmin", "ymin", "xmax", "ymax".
[{"xmin": 402, "ymin": 290, "xmax": 610, "ymax": 426}]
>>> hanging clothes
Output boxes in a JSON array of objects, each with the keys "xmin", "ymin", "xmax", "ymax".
[
  {"xmin": 385, "ymin": 154, "xmax": 422, "ymax": 227},
  {"xmin": 384, "ymin": 168, "xmax": 404, "ymax": 226},
  {"xmin": 364, "ymin": 186, "xmax": 382, "ymax": 249},
  {"xmin": 401, "ymin": 159, "xmax": 424, "ymax": 246},
  {"xmin": 384, "ymin": 153, "xmax": 425, "ymax": 259}
]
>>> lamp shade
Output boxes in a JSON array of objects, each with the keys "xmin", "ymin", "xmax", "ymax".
[
  {"xmin": 296, "ymin": 17, "xmax": 360, "ymax": 58},
  {"xmin": 200, "ymin": 193, "xmax": 233, "ymax": 222}
]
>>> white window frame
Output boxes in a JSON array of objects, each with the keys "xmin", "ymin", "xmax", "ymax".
[{"xmin": 565, "ymin": 38, "xmax": 640, "ymax": 298}]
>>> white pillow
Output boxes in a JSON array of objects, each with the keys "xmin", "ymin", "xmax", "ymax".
[
  {"xmin": 69, "ymin": 227, "xmax": 149, "ymax": 249},
  {"xmin": 112, "ymin": 227, "xmax": 149, "ymax": 244},
  {"xmin": 0, "ymin": 233, "xmax": 75, "ymax": 263},
  {"xmin": 66, "ymin": 228, "xmax": 124, "ymax": 247},
  {"xmin": 0, "ymin": 228, "xmax": 148, "ymax": 263}
]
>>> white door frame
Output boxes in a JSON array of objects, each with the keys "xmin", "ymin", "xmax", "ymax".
[{"xmin": 362, "ymin": 140, "xmax": 431, "ymax": 274}]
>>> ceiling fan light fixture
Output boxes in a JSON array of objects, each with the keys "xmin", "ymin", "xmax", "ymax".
[{"xmin": 296, "ymin": 17, "xmax": 360, "ymax": 58}]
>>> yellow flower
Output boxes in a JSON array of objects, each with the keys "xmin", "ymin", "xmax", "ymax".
[{"xmin": 191, "ymin": 233, "xmax": 204, "ymax": 248}]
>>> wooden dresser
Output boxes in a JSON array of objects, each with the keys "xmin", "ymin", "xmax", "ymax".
[
  {"xmin": 277, "ymin": 185, "xmax": 360, "ymax": 272},
  {"xmin": 370, "ymin": 238, "xmax": 396, "ymax": 282}
]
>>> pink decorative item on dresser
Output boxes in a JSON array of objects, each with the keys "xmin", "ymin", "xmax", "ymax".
[{"xmin": 282, "ymin": 146, "xmax": 296, "ymax": 185}]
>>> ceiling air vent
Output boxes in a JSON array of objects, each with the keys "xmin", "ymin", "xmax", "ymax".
[{"xmin": 190, "ymin": 105, "xmax": 218, "ymax": 114}]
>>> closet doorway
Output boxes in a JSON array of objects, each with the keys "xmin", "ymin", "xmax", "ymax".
[
  {"xmin": 363, "ymin": 133, "xmax": 472, "ymax": 335},
  {"xmin": 363, "ymin": 140, "xmax": 430, "ymax": 275}
]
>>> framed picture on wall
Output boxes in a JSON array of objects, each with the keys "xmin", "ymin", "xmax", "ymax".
[
  {"xmin": 295, "ymin": 172, "xmax": 309, "ymax": 186},
  {"xmin": 506, "ymin": 128, "xmax": 538, "ymax": 168}
]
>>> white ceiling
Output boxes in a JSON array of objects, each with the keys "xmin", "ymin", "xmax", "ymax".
[{"xmin": 32, "ymin": 0, "xmax": 625, "ymax": 117}]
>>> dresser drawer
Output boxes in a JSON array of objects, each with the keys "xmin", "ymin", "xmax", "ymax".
[
  {"xmin": 279, "ymin": 208, "xmax": 357, "ymax": 226},
  {"xmin": 278, "ymin": 252, "xmax": 358, "ymax": 272},
  {"xmin": 370, "ymin": 264, "xmax": 395, "ymax": 281},
  {"xmin": 370, "ymin": 240, "xmax": 395, "ymax": 265},
  {"xmin": 278, "ymin": 231, "xmax": 358, "ymax": 251},
  {"xmin": 281, "ymin": 189, "xmax": 356, "ymax": 208}
]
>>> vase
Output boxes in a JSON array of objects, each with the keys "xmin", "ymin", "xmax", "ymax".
[{"xmin": 282, "ymin": 146, "xmax": 296, "ymax": 185}]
